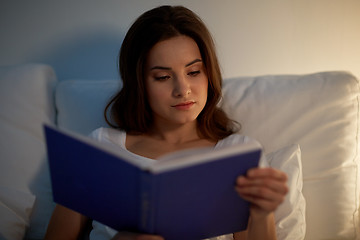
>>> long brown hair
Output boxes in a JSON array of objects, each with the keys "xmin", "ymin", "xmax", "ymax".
[{"xmin": 105, "ymin": 5, "xmax": 237, "ymax": 140}]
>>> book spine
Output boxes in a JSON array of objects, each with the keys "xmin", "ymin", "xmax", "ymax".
[{"xmin": 139, "ymin": 172, "xmax": 156, "ymax": 233}]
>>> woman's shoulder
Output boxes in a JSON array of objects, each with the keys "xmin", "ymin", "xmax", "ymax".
[
  {"xmin": 89, "ymin": 127, "xmax": 126, "ymax": 147},
  {"xmin": 217, "ymin": 133, "xmax": 267, "ymax": 167},
  {"xmin": 216, "ymin": 133, "xmax": 261, "ymax": 149}
]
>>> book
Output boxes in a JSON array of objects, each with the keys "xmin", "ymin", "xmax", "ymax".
[{"xmin": 44, "ymin": 125, "xmax": 261, "ymax": 240}]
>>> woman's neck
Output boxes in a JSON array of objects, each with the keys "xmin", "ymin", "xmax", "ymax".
[
  {"xmin": 148, "ymin": 121, "xmax": 201, "ymax": 145},
  {"xmin": 126, "ymin": 121, "xmax": 216, "ymax": 159}
]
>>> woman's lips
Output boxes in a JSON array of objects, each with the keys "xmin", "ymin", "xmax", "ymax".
[{"xmin": 172, "ymin": 101, "xmax": 195, "ymax": 110}]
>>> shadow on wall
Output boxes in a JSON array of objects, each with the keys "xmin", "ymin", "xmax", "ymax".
[{"xmin": 34, "ymin": 31, "xmax": 124, "ymax": 81}]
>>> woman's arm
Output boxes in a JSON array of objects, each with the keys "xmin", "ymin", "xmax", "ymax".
[
  {"xmin": 44, "ymin": 204, "xmax": 90, "ymax": 240},
  {"xmin": 234, "ymin": 168, "xmax": 288, "ymax": 240},
  {"xmin": 45, "ymin": 205, "xmax": 165, "ymax": 240},
  {"xmin": 111, "ymin": 232, "xmax": 164, "ymax": 240},
  {"xmin": 233, "ymin": 213, "xmax": 276, "ymax": 240}
]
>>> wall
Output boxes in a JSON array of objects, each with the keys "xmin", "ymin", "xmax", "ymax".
[{"xmin": 1, "ymin": 0, "xmax": 359, "ymax": 80}]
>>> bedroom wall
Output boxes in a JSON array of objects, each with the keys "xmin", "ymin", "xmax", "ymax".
[{"xmin": 0, "ymin": 0, "xmax": 359, "ymax": 81}]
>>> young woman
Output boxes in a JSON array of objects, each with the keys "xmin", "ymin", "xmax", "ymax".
[{"xmin": 45, "ymin": 5, "xmax": 288, "ymax": 240}]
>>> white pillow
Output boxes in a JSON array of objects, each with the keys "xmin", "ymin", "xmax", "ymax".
[
  {"xmin": 0, "ymin": 64, "xmax": 57, "ymax": 240},
  {"xmin": 0, "ymin": 186, "xmax": 36, "ymax": 240},
  {"xmin": 221, "ymin": 71, "xmax": 360, "ymax": 239},
  {"xmin": 266, "ymin": 144, "xmax": 306, "ymax": 240},
  {"xmin": 56, "ymin": 79, "xmax": 121, "ymax": 135}
]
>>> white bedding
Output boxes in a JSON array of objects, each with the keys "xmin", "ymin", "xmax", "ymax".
[{"xmin": 0, "ymin": 64, "xmax": 359, "ymax": 239}]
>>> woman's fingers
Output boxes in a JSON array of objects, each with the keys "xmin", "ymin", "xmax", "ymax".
[
  {"xmin": 236, "ymin": 175, "xmax": 288, "ymax": 195},
  {"xmin": 247, "ymin": 168, "xmax": 288, "ymax": 182},
  {"xmin": 236, "ymin": 184, "xmax": 285, "ymax": 211},
  {"xmin": 235, "ymin": 168, "xmax": 288, "ymax": 213},
  {"xmin": 237, "ymin": 168, "xmax": 288, "ymax": 193}
]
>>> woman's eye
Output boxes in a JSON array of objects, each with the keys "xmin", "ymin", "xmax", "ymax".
[
  {"xmin": 155, "ymin": 75, "xmax": 170, "ymax": 81},
  {"xmin": 188, "ymin": 70, "xmax": 200, "ymax": 76}
]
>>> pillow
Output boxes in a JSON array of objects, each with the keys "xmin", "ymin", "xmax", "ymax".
[
  {"xmin": 56, "ymin": 79, "xmax": 121, "ymax": 135},
  {"xmin": 265, "ymin": 144, "xmax": 306, "ymax": 240},
  {"xmin": 221, "ymin": 71, "xmax": 360, "ymax": 239},
  {"xmin": 0, "ymin": 64, "xmax": 57, "ymax": 239},
  {"xmin": 0, "ymin": 186, "xmax": 36, "ymax": 240}
]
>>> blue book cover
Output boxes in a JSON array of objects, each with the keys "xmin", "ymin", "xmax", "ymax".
[{"xmin": 44, "ymin": 125, "xmax": 261, "ymax": 240}]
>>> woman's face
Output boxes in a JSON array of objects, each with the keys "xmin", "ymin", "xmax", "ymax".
[{"xmin": 145, "ymin": 35, "xmax": 208, "ymax": 128}]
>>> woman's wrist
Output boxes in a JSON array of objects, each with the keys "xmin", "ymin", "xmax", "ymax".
[
  {"xmin": 249, "ymin": 206, "xmax": 273, "ymax": 221},
  {"xmin": 247, "ymin": 212, "xmax": 277, "ymax": 240}
]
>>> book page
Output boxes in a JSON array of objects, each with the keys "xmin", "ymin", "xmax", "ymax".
[
  {"xmin": 150, "ymin": 141, "xmax": 261, "ymax": 174},
  {"xmin": 45, "ymin": 125, "xmax": 261, "ymax": 174},
  {"xmin": 45, "ymin": 125, "xmax": 154, "ymax": 170}
]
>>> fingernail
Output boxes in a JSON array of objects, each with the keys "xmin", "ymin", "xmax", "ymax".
[
  {"xmin": 247, "ymin": 169, "xmax": 255, "ymax": 177},
  {"xmin": 237, "ymin": 176, "xmax": 247, "ymax": 186}
]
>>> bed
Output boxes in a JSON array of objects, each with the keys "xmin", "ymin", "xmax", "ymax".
[{"xmin": 0, "ymin": 63, "xmax": 359, "ymax": 239}]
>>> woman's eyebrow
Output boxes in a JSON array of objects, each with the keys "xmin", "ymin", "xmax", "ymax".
[
  {"xmin": 185, "ymin": 58, "xmax": 202, "ymax": 67},
  {"xmin": 150, "ymin": 66, "xmax": 171, "ymax": 70},
  {"xmin": 150, "ymin": 59, "xmax": 202, "ymax": 71}
]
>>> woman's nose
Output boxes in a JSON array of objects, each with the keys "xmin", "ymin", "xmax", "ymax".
[{"xmin": 172, "ymin": 76, "xmax": 191, "ymax": 97}]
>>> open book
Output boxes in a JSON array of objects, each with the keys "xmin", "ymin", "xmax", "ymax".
[{"xmin": 44, "ymin": 125, "xmax": 261, "ymax": 240}]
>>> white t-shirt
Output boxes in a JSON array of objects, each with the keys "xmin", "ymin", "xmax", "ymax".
[{"xmin": 89, "ymin": 127, "xmax": 266, "ymax": 240}]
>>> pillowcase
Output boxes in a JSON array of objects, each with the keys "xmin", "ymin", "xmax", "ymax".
[
  {"xmin": 266, "ymin": 144, "xmax": 306, "ymax": 240},
  {"xmin": 0, "ymin": 186, "xmax": 36, "ymax": 240},
  {"xmin": 56, "ymin": 79, "xmax": 121, "ymax": 135},
  {"xmin": 221, "ymin": 71, "xmax": 360, "ymax": 239},
  {"xmin": 0, "ymin": 64, "xmax": 57, "ymax": 240}
]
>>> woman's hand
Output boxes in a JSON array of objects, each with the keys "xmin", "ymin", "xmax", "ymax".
[
  {"xmin": 112, "ymin": 232, "xmax": 164, "ymax": 240},
  {"xmin": 235, "ymin": 167, "xmax": 288, "ymax": 217}
]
